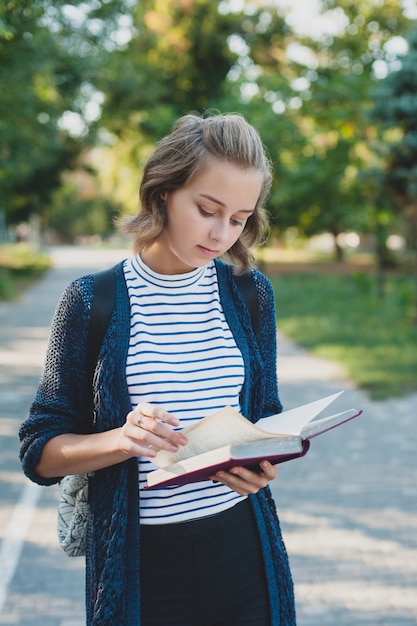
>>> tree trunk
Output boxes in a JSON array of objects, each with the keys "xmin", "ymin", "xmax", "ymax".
[
  {"xmin": 333, "ymin": 233, "xmax": 344, "ymax": 263},
  {"xmin": 375, "ymin": 222, "xmax": 387, "ymax": 300}
]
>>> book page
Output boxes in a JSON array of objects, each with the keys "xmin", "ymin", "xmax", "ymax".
[
  {"xmin": 258, "ymin": 391, "xmax": 344, "ymax": 435},
  {"xmin": 300, "ymin": 408, "xmax": 361, "ymax": 439},
  {"xmin": 152, "ymin": 406, "xmax": 282, "ymax": 469},
  {"xmin": 152, "ymin": 391, "xmax": 347, "ymax": 469}
]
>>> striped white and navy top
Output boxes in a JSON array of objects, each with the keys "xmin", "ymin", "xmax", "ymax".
[{"xmin": 124, "ymin": 255, "xmax": 246, "ymax": 524}]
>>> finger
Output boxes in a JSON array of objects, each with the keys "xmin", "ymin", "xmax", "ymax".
[
  {"xmin": 121, "ymin": 421, "xmax": 181, "ymax": 456},
  {"xmin": 224, "ymin": 461, "xmax": 277, "ymax": 482},
  {"xmin": 136, "ymin": 403, "xmax": 181, "ymax": 427},
  {"xmin": 259, "ymin": 460, "xmax": 278, "ymax": 480},
  {"xmin": 210, "ymin": 469, "xmax": 262, "ymax": 495},
  {"xmin": 139, "ymin": 416, "xmax": 187, "ymax": 448},
  {"xmin": 211, "ymin": 464, "xmax": 274, "ymax": 495},
  {"xmin": 132, "ymin": 405, "xmax": 187, "ymax": 446},
  {"xmin": 126, "ymin": 407, "xmax": 187, "ymax": 448}
]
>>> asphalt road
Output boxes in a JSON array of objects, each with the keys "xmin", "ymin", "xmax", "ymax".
[{"xmin": 0, "ymin": 246, "xmax": 416, "ymax": 626}]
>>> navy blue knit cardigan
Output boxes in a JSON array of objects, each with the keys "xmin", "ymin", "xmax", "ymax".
[{"xmin": 19, "ymin": 259, "xmax": 295, "ymax": 625}]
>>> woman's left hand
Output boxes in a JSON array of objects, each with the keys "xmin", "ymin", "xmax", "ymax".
[{"xmin": 210, "ymin": 460, "xmax": 278, "ymax": 496}]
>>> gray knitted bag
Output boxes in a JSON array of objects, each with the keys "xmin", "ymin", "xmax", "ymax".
[{"xmin": 57, "ymin": 473, "xmax": 89, "ymax": 557}]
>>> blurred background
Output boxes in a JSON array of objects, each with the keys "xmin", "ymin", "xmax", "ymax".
[
  {"xmin": 1, "ymin": 5, "xmax": 417, "ymax": 623},
  {"xmin": 1, "ymin": 0, "xmax": 417, "ymax": 400}
]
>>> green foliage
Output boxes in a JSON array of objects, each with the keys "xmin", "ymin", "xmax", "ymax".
[
  {"xmin": 98, "ymin": 0, "xmax": 245, "ymax": 140},
  {"xmin": 372, "ymin": 24, "xmax": 417, "ymax": 202},
  {"xmin": 2, "ymin": 0, "xmax": 416, "ymax": 270},
  {"xmin": 272, "ymin": 139, "xmax": 360, "ymax": 242},
  {"xmin": 272, "ymin": 0, "xmax": 413, "ymax": 248},
  {"xmin": 270, "ymin": 270, "xmax": 417, "ymax": 399},
  {"xmin": 369, "ymin": 22, "xmax": 417, "ymax": 320},
  {"xmin": 1, "ymin": 3, "xmax": 78, "ymax": 223},
  {"xmin": 0, "ymin": 0, "xmax": 130, "ymax": 227},
  {"xmin": 46, "ymin": 184, "xmax": 121, "ymax": 242},
  {"xmin": 0, "ymin": 244, "xmax": 51, "ymax": 300},
  {"xmin": 0, "ymin": 269, "xmax": 13, "ymax": 300}
]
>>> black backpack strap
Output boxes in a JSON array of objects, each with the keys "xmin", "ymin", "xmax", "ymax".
[
  {"xmin": 233, "ymin": 271, "xmax": 260, "ymax": 339},
  {"xmin": 87, "ymin": 267, "xmax": 116, "ymax": 389}
]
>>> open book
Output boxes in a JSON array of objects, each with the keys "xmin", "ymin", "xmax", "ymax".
[{"xmin": 145, "ymin": 391, "xmax": 362, "ymax": 489}]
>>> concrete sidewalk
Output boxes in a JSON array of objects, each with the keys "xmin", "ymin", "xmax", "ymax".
[
  {"xmin": 275, "ymin": 338, "xmax": 417, "ymax": 625},
  {"xmin": 0, "ymin": 246, "xmax": 416, "ymax": 625}
]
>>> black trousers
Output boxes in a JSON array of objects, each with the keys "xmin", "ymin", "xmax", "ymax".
[{"xmin": 139, "ymin": 498, "xmax": 271, "ymax": 626}]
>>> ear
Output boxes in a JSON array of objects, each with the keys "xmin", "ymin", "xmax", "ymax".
[{"xmin": 160, "ymin": 192, "xmax": 168, "ymax": 202}]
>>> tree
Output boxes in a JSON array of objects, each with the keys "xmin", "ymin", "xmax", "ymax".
[
  {"xmin": 371, "ymin": 23, "xmax": 417, "ymax": 322},
  {"xmin": 98, "ymin": 0, "xmax": 246, "ymax": 141},
  {"xmin": 0, "ymin": 0, "xmax": 131, "ymax": 231},
  {"xmin": 267, "ymin": 0, "xmax": 413, "ymax": 256},
  {"xmin": 272, "ymin": 139, "xmax": 362, "ymax": 259},
  {"xmin": 46, "ymin": 182, "xmax": 121, "ymax": 243},
  {"xmin": 95, "ymin": 0, "xmax": 299, "ymax": 215}
]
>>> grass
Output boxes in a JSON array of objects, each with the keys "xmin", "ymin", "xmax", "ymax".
[
  {"xmin": 268, "ymin": 268, "xmax": 417, "ymax": 400},
  {"xmin": 0, "ymin": 244, "xmax": 51, "ymax": 300}
]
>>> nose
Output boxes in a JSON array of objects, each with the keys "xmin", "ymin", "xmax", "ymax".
[{"xmin": 209, "ymin": 219, "xmax": 229, "ymax": 243}]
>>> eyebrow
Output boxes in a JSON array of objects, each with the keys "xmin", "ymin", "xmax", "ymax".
[{"xmin": 199, "ymin": 193, "xmax": 255, "ymax": 213}]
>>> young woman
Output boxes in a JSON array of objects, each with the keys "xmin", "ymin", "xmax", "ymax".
[{"xmin": 20, "ymin": 113, "xmax": 296, "ymax": 626}]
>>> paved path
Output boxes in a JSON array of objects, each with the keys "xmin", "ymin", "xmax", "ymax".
[{"xmin": 0, "ymin": 246, "xmax": 416, "ymax": 625}]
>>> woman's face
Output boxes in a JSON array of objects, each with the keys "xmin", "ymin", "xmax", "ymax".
[{"xmin": 142, "ymin": 159, "xmax": 263, "ymax": 274}]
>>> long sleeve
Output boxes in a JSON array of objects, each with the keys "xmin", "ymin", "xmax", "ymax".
[{"xmin": 19, "ymin": 275, "xmax": 94, "ymax": 485}]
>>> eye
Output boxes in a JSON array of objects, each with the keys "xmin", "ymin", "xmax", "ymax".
[
  {"xmin": 198, "ymin": 206, "xmax": 215, "ymax": 218},
  {"xmin": 231, "ymin": 217, "xmax": 245, "ymax": 227}
]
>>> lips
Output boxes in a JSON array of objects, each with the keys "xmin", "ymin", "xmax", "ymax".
[{"xmin": 198, "ymin": 245, "xmax": 219, "ymax": 257}]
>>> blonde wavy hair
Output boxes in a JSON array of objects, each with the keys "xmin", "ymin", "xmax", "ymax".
[{"xmin": 122, "ymin": 112, "xmax": 272, "ymax": 273}]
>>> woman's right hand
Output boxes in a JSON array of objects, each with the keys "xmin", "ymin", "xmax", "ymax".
[
  {"xmin": 35, "ymin": 404, "xmax": 187, "ymax": 479},
  {"xmin": 118, "ymin": 403, "xmax": 188, "ymax": 459}
]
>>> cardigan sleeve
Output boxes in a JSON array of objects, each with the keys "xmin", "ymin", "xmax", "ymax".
[{"xmin": 19, "ymin": 275, "xmax": 94, "ymax": 486}]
